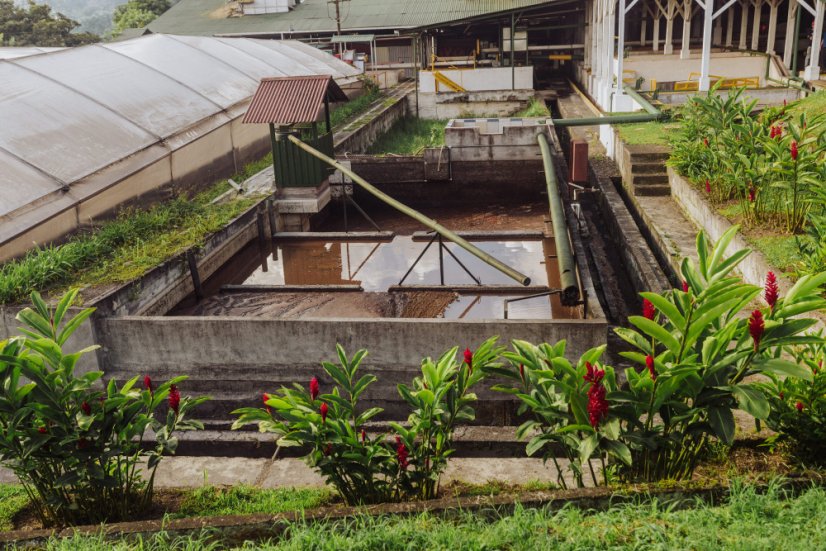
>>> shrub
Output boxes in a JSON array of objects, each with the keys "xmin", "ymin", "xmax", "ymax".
[
  {"xmin": 0, "ymin": 290, "xmax": 207, "ymax": 526},
  {"xmin": 760, "ymin": 337, "xmax": 826, "ymax": 466},
  {"xmin": 485, "ymin": 341, "xmax": 629, "ymax": 488},
  {"xmin": 233, "ymin": 339, "xmax": 501, "ymax": 504}
]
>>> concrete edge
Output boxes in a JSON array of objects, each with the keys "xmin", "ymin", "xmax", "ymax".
[{"xmin": 2, "ymin": 476, "xmax": 820, "ymax": 549}]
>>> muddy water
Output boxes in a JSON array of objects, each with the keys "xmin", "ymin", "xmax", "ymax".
[{"xmin": 169, "ymin": 235, "xmax": 583, "ymax": 320}]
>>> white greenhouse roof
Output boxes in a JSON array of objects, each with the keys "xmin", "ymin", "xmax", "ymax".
[{"xmin": 0, "ymin": 33, "xmax": 359, "ymax": 249}]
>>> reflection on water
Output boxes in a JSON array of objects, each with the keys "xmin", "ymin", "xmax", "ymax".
[{"xmin": 246, "ymin": 236, "xmax": 551, "ymax": 290}]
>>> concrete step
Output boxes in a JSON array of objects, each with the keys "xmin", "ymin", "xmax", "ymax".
[
  {"xmin": 629, "ymin": 151, "xmax": 670, "ymax": 163},
  {"xmin": 631, "ymin": 174, "xmax": 669, "ymax": 187},
  {"xmin": 635, "ymin": 185, "xmax": 672, "ymax": 197},
  {"xmin": 631, "ymin": 162, "xmax": 667, "ymax": 175}
]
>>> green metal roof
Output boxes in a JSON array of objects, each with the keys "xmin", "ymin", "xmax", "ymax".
[{"xmin": 148, "ymin": 0, "xmax": 556, "ymax": 37}]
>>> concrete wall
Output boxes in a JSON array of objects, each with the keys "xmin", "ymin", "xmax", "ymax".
[
  {"xmin": 445, "ymin": 119, "xmax": 549, "ymax": 161},
  {"xmin": 417, "ymin": 90, "xmax": 533, "ymax": 119},
  {"xmin": 419, "ymin": 67, "xmax": 533, "ymax": 93},
  {"xmin": 655, "ymin": 87, "xmax": 800, "ymax": 107},
  {"xmin": 623, "ymin": 51, "xmax": 769, "ymax": 89},
  {"xmin": 95, "ymin": 316, "xmax": 609, "ymax": 424},
  {"xmin": 334, "ymin": 92, "xmax": 408, "ymax": 155}
]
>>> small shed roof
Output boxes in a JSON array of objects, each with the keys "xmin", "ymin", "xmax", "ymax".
[
  {"xmin": 330, "ymin": 34, "xmax": 376, "ymax": 43},
  {"xmin": 243, "ymin": 75, "xmax": 348, "ymax": 125}
]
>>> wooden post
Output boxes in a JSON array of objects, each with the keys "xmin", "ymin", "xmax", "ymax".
[{"xmin": 186, "ymin": 250, "xmax": 203, "ymax": 300}]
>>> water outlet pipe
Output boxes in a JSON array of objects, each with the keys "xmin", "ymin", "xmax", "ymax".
[
  {"xmin": 551, "ymin": 85, "xmax": 664, "ymax": 127},
  {"xmin": 537, "ymin": 132, "xmax": 580, "ymax": 305},
  {"xmin": 286, "ymin": 134, "xmax": 531, "ymax": 286}
]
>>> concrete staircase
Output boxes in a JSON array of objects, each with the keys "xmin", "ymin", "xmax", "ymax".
[{"xmin": 622, "ymin": 145, "xmax": 670, "ymax": 197}]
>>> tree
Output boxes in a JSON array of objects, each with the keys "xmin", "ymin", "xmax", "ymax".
[
  {"xmin": 111, "ymin": 0, "xmax": 169, "ymax": 36},
  {"xmin": 0, "ymin": 1, "xmax": 98, "ymax": 46}
]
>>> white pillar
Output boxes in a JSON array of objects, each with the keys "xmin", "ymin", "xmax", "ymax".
[
  {"xmin": 641, "ymin": 13, "xmax": 649, "ymax": 45},
  {"xmin": 617, "ymin": 0, "xmax": 627, "ymax": 98},
  {"xmin": 681, "ymin": 0, "xmax": 693, "ymax": 58},
  {"xmin": 751, "ymin": 0, "xmax": 762, "ymax": 50},
  {"xmin": 739, "ymin": 1, "xmax": 749, "ymax": 49},
  {"xmin": 783, "ymin": 0, "xmax": 797, "ymax": 67},
  {"xmin": 585, "ymin": 0, "xmax": 593, "ymax": 68},
  {"xmin": 665, "ymin": 0, "xmax": 676, "ymax": 53},
  {"xmin": 725, "ymin": 5, "xmax": 735, "ymax": 46},
  {"xmin": 766, "ymin": 0, "xmax": 780, "ymax": 54},
  {"xmin": 653, "ymin": 14, "xmax": 662, "ymax": 50},
  {"xmin": 699, "ymin": 0, "xmax": 715, "ymax": 89},
  {"xmin": 604, "ymin": 0, "xmax": 616, "ymax": 107},
  {"xmin": 804, "ymin": 0, "xmax": 824, "ymax": 80}
]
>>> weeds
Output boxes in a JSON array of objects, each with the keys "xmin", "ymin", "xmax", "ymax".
[{"xmin": 367, "ymin": 117, "xmax": 447, "ymax": 155}]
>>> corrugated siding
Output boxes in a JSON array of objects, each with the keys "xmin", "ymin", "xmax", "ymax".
[
  {"xmin": 149, "ymin": 0, "xmax": 556, "ymax": 35},
  {"xmin": 243, "ymin": 75, "xmax": 346, "ymax": 124}
]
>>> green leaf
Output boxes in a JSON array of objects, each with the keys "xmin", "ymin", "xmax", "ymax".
[
  {"xmin": 603, "ymin": 439, "xmax": 632, "ymax": 466},
  {"xmin": 707, "ymin": 406, "xmax": 735, "ymax": 444},
  {"xmin": 628, "ymin": 316, "xmax": 681, "ymax": 353},
  {"xmin": 753, "ymin": 357, "xmax": 812, "ymax": 381},
  {"xmin": 578, "ymin": 432, "xmax": 598, "ymax": 463},
  {"xmin": 729, "ymin": 384, "xmax": 770, "ymax": 420}
]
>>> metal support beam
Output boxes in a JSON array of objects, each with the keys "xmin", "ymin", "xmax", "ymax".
[
  {"xmin": 699, "ymin": 0, "xmax": 714, "ymax": 89},
  {"xmin": 287, "ymin": 135, "xmax": 531, "ymax": 286}
]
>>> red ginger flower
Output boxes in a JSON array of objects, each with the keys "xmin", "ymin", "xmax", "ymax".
[
  {"xmin": 796, "ymin": 401, "xmax": 804, "ymax": 412},
  {"xmin": 645, "ymin": 355, "xmax": 656, "ymax": 380},
  {"xmin": 791, "ymin": 140, "xmax": 798, "ymax": 160},
  {"xmin": 169, "ymin": 384, "xmax": 181, "ymax": 414},
  {"xmin": 320, "ymin": 402, "xmax": 328, "ymax": 423},
  {"xmin": 703, "ymin": 137, "xmax": 709, "ymax": 147},
  {"xmin": 779, "ymin": 391, "xmax": 785, "ymax": 400},
  {"xmin": 748, "ymin": 187, "xmax": 756, "ymax": 203},
  {"xmin": 519, "ymin": 364, "xmax": 525, "ymax": 381},
  {"xmin": 682, "ymin": 280, "xmax": 690, "ymax": 293},
  {"xmin": 765, "ymin": 272, "xmax": 779, "ymax": 309},
  {"xmin": 463, "ymin": 347, "xmax": 473, "ymax": 373},
  {"xmin": 81, "ymin": 401, "xmax": 91, "ymax": 416},
  {"xmin": 705, "ymin": 179, "xmax": 711, "ymax": 194},
  {"xmin": 395, "ymin": 436, "xmax": 409, "ymax": 469},
  {"xmin": 361, "ymin": 429, "xmax": 367, "ymax": 444},
  {"xmin": 143, "ymin": 376, "xmax": 152, "ymax": 393},
  {"xmin": 263, "ymin": 393, "xmax": 271, "ymax": 414},
  {"xmin": 587, "ymin": 384, "xmax": 609, "ymax": 428},
  {"xmin": 749, "ymin": 310, "xmax": 765, "ymax": 351},
  {"xmin": 583, "ymin": 361, "xmax": 605, "ymax": 384},
  {"xmin": 310, "ymin": 377, "xmax": 320, "ymax": 401},
  {"xmin": 38, "ymin": 426, "xmax": 47, "ymax": 434},
  {"xmin": 642, "ymin": 298, "xmax": 656, "ymax": 320}
]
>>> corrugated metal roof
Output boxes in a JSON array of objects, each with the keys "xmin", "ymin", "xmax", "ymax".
[
  {"xmin": 243, "ymin": 75, "xmax": 348, "ymax": 125},
  {"xmin": 148, "ymin": 0, "xmax": 557, "ymax": 36},
  {"xmin": 330, "ymin": 34, "xmax": 376, "ymax": 43}
]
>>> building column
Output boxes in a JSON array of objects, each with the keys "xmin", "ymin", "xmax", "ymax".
[
  {"xmin": 680, "ymin": 0, "xmax": 693, "ymax": 58},
  {"xmin": 664, "ymin": 0, "xmax": 677, "ymax": 53},
  {"xmin": 725, "ymin": 5, "xmax": 735, "ymax": 46},
  {"xmin": 641, "ymin": 5, "xmax": 649, "ymax": 46},
  {"xmin": 739, "ymin": 0, "xmax": 749, "ymax": 49},
  {"xmin": 713, "ymin": 12, "xmax": 723, "ymax": 44},
  {"xmin": 653, "ymin": 13, "xmax": 662, "ymax": 50},
  {"xmin": 751, "ymin": 0, "xmax": 762, "ymax": 50},
  {"xmin": 585, "ymin": 0, "xmax": 593, "ymax": 68},
  {"xmin": 783, "ymin": 0, "xmax": 798, "ymax": 67},
  {"xmin": 766, "ymin": 0, "xmax": 781, "ymax": 53},
  {"xmin": 699, "ymin": 0, "xmax": 715, "ymax": 89},
  {"xmin": 804, "ymin": 0, "xmax": 824, "ymax": 80}
]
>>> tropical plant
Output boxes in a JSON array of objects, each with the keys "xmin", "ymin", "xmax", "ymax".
[
  {"xmin": 0, "ymin": 290, "xmax": 207, "ymax": 526},
  {"xmin": 484, "ymin": 341, "xmax": 629, "ymax": 489},
  {"xmin": 233, "ymin": 340, "xmax": 499, "ymax": 504},
  {"xmin": 613, "ymin": 226, "xmax": 826, "ymax": 481},
  {"xmin": 760, "ymin": 336, "xmax": 826, "ymax": 466}
]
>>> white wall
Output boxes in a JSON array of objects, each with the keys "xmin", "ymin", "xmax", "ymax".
[
  {"xmin": 623, "ymin": 51, "xmax": 769, "ymax": 88},
  {"xmin": 419, "ymin": 67, "xmax": 533, "ymax": 93}
]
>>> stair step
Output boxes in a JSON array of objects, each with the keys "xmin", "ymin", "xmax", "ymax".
[
  {"xmin": 629, "ymin": 152, "xmax": 670, "ymax": 163},
  {"xmin": 632, "ymin": 174, "xmax": 669, "ymax": 186},
  {"xmin": 635, "ymin": 185, "xmax": 672, "ymax": 197},
  {"xmin": 631, "ymin": 162, "xmax": 667, "ymax": 175}
]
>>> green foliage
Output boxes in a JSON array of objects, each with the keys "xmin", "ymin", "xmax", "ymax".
[
  {"xmin": 233, "ymin": 340, "xmax": 499, "ymax": 505},
  {"xmin": 515, "ymin": 97, "xmax": 550, "ymax": 118},
  {"xmin": 174, "ymin": 485, "xmax": 332, "ymax": 518},
  {"xmin": 485, "ymin": 341, "xmax": 628, "ymax": 489},
  {"xmin": 0, "ymin": 291, "xmax": 208, "ymax": 526},
  {"xmin": 669, "ymin": 86, "xmax": 826, "ymax": 234},
  {"xmin": 613, "ymin": 226, "xmax": 826, "ymax": 481},
  {"xmin": 0, "ymin": 485, "xmax": 28, "ymax": 532},
  {"xmin": 0, "ymin": 0, "xmax": 98, "ymax": 46},
  {"xmin": 760, "ymin": 337, "xmax": 826, "ymax": 466},
  {"xmin": 367, "ymin": 117, "xmax": 448, "ymax": 156},
  {"xmin": 616, "ymin": 120, "xmax": 681, "ymax": 146},
  {"xmin": 330, "ymin": 83, "xmax": 382, "ymax": 130},
  {"xmin": 0, "ymin": 186, "xmax": 258, "ymax": 305},
  {"xmin": 111, "ymin": 0, "xmax": 168, "ymax": 35}
]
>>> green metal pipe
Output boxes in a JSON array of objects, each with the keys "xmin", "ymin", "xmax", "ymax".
[
  {"xmin": 551, "ymin": 112, "xmax": 661, "ymax": 127},
  {"xmin": 286, "ymin": 134, "xmax": 532, "ymax": 286},
  {"xmin": 622, "ymin": 85, "xmax": 662, "ymax": 116},
  {"xmin": 536, "ymin": 133, "xmax": 579, "ymax": 305}
]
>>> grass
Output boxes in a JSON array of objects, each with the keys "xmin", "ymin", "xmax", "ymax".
[
  {"xmin": 0, "ymin": 486, "xmax": 28, "ymax": 532},
  {"xmin": 515, "ymin": 97, "xmax": 550, "ymax": 118},
  {"xmin": 366, "ymin": 117, "xmax": 448, "ymax": 156},
  {"xmin": 616, "ymin": 120, "xmax": 682, "ymax": 146},
  {"xmin": 172, "ymin": 486, "xmax": 333, "ymax": 518},
  {"xmin": 27, "ymin": 481, "xmax": 826, "ymax": 550},
  {"xmin": 787, "ymin": 90, "xmax": 826, "ymax": 120},
  {"xmin": 331, "ymin": 85, "xmax": 383, "ymax": 130}
]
